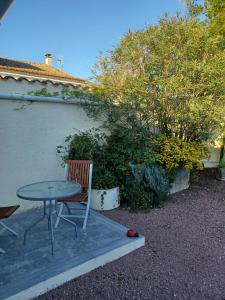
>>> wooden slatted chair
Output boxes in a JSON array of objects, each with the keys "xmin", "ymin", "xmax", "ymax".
[
  {"xmin": 0, "ymin": 205, "xmax": 20, "ymax": 253},
  {"xmin": 55, "ymin": 160, "xmax": 93, "ymax": 230}
]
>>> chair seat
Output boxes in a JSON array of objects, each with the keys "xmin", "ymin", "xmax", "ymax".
[
  {"xmin": 0, "ymin": 205, "xmax": 20, "ymax": 220},
  {"xmin": 58, "ymin": 192, "xmax": 88, "ymax": 203},
  {"xmin": 55, "ymin": 160, "xmax": 93, "ymax": 230}
]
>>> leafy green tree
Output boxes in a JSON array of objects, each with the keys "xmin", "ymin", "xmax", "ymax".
[
  {"xmin": 184, "ymin": 0, "xmax": 204, "ymax": 17},
  {"xmin": 90, "ymin": 16, "xmax": 225, "ymax": 143},
  {"xmin": 205, "ymin": 0, "xmax": 225, "ymax": 47},
  {"xmin": 184, "ymin": 0, "xmax": 225, "ymax": 42}
]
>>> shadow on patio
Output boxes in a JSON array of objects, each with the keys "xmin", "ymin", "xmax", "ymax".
[{"xmin": 0, "ymin": 204, "xmax": 144, "ymax": 300}]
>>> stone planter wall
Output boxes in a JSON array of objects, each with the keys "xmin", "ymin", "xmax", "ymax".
[
  {"xmin": 169, "ymin": 168, "xmax": 190, "ymax": 194},
  {"xmin": 217, "ymin": 168, "xmax": 225, "ymax": 181}
]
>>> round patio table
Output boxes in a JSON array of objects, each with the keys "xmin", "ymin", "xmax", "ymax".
[{"xmin": 17, "ymin": 180, "xmax": 81, "ymax": 255}]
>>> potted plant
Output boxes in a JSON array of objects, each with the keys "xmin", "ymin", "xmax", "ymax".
[
  {"xmin": 57, "ymin": 129, "xmax": 120, "ymax": 211},
  {"xmin": 91, "ymin": 168, "xmax": 120, "ymax": 211},
  {"xmin": 151, "ymin": 135, "xmax": 209, "ymax": 193}
]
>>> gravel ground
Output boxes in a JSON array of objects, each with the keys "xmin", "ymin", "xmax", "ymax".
[{"xmin": 38, "ymin": 169, "xmax": 225, "ymax": 300}]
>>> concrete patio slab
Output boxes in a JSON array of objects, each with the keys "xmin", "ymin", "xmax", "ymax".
[{"xmin": 0, "ymin": 205, "xmax": 145, "ymax": 300}]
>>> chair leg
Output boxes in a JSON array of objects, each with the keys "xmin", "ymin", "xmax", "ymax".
[
  {"xmin": 0, "ymin": 248, "xmax": 5, "ymax": 254},
  {"xmin": 0, "ymin": 221, "xmax": 18, "ymax": 236},
  {"xmin": 83, "ymin": 194, "xmax": 91, "ymax": 230},
  {"xmin": 57, "ymin": 215, "xmax": 77, "ymax": 238},
  {"xmin": 55, "ymin": 203, "xmax": 64, "ymax": 228},
  {"xmin": 64, "ymin": 202, "xmax": 72, "ymax": 215}
]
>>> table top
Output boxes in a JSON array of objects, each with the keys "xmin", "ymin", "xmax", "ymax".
[{"xmin": 16, "ymin": 180, "xmax": 81, "ymax": 201}]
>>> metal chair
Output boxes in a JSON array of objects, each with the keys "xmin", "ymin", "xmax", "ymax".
[
  {"xmin": 55, "ymin": 160, "xmax": 93, "ymax": 230},
  {"xmin": 0, "ymin": 205, "xmax": 20, "ymax": 253}
]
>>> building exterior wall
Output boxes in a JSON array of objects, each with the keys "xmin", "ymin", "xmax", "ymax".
[
  {"xmin": 0, "ymin": 98, "xmax": 101, "ymax": 210},
  {"xmin": 0, "ymin": 93, "xmax": 221, "ymax": 212}
]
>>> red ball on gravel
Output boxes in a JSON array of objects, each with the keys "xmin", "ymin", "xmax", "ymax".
[{"xmin": 127, "ymin": 229, "xmax": 139, "ymax": 237}]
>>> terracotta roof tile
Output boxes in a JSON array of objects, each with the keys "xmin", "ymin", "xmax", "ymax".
[{"xmin": 0, "ymin": 57, "xmax": 85, "ymax": 83}]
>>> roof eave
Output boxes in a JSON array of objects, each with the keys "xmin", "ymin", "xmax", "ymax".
[{"xmin": 0, "ymin": 69, "xmax": 86, "ymax": 87}]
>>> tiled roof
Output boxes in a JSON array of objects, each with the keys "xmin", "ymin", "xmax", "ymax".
[{"xmin": 0, "ymin": 57, "xmax": 85, "ymax": 85}]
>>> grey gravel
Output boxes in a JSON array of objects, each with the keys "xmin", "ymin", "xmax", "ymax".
[{"xmin": 38, "ymin": 169, "xmax": 225, "ymax": 300}]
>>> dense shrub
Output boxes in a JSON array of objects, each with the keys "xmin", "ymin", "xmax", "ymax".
[
  {"xmin": 129, "ymin": 163, "xmax": 170, "ymax": 209},
  {"xmin": 57, "ymin": 129, "xmax": 113, "ymax": 189},
  {"xmin": 57, "ymin": 129, "xmax": 161, "ymax": 204},
  {"xmin": 92, "ymin": 168, "xmax": 116, "ymax": 190},
  {"xmin": 57, "ymin": 129, "xmax": 105, "ymax": 162},
  {"xmin": 151, "ymin": 135, "xmax": 209, "ymax": 171}
]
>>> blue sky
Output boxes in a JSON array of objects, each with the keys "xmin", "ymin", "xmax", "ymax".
[{"xmin": 0, "ymin": 0, "xmax": 186, "ymax": 79}]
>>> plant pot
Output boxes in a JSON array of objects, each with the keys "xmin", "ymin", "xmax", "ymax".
[
  {"xmin": 169, "ymin": 168, "xmax": 190, "ymax": 194},
  {"xmin": 217, "ymin": 168, "xmax": 225, "ymax": 181},
  {"xmin": 91, "ymin": 187, "xmax": 120, "ymax": 211}
]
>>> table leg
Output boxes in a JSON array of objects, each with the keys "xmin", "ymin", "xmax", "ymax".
[
  {"xmin": 24, "ymin": 199, "xmax": 75, "ymax": 255},
  {"xmin": 44, "ymin": 200, "xmax": 47, "ymax": 216},
  {"xmin": 56, "ymin": 214, "xmax": 77, "ymax": 238},
  {"xmin": 23, "ymin": 215, "xmax": 46, "ymax": 245},
  {"xmin": 48, "ymin": 200, "xmax": 55, "ymax": 255},
  {"xmin": 64, "ymin": 202, "xmax": 72, "ymax": 215}
]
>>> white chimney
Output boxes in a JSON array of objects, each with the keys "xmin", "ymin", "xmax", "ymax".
[{"xmin": 44, "ymin": 53, "xmax": 52, "ymax": 66}]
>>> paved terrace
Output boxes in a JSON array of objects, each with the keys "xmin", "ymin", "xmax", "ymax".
[
  {"xmin": 38, "ymin": 170, "xmax": 225, "ymax": 300},
  {"xmin": 0, "ymin": 206, "xmax": 144, "ymax": 300}
]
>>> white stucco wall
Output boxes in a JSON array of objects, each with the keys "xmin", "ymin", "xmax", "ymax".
[
  {"xmin": 0, "ymin": 98, "xmax": 101, "ymax": 211},
  {"xmin": 0, "ymin": 91, "xmax": 221, "ymax": 212}
]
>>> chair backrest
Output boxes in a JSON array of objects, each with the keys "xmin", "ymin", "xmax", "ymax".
[{"xmin": 66, "ymin": 160, "xmax": 93, "ymax": 189}]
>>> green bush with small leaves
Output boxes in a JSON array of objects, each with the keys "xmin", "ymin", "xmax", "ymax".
[
  {"xmin": 218, "ymin": 161, "xmax": 225, "ymax": 169},
  {"xmin": 129, "ymin": 163, "xmax": 170, "ymax": 209},
  {"xmin": 151, "ymin": 135, "xmax": 209, "ymax": 171}
]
